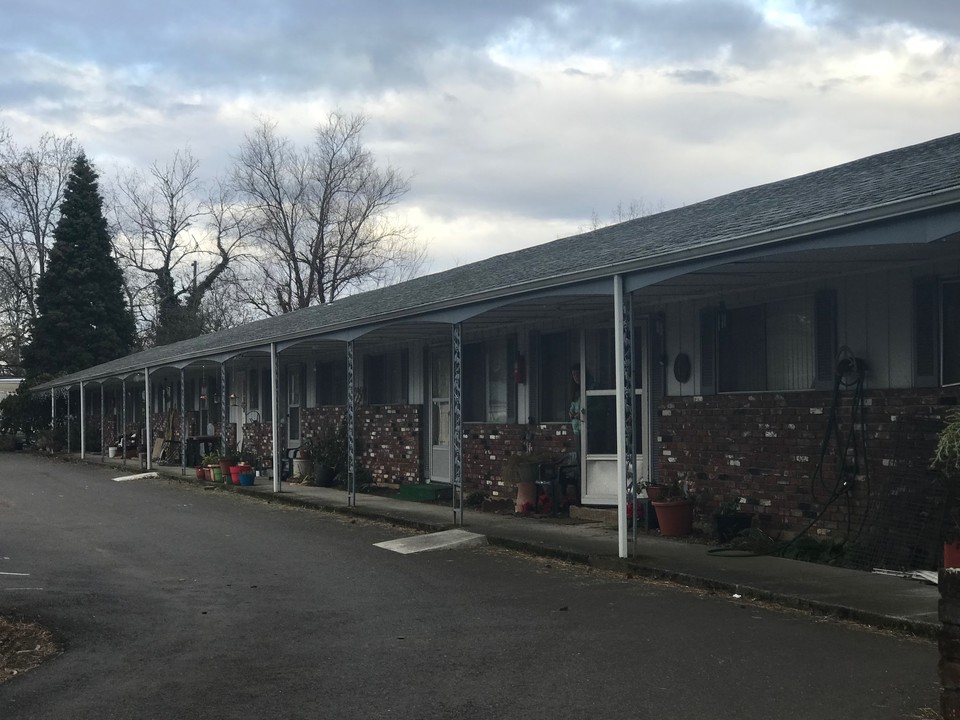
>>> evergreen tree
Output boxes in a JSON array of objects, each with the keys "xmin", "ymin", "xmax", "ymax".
[{"xmin": 23, "ymin": 153, "xmax": 136, "ymax": 378}]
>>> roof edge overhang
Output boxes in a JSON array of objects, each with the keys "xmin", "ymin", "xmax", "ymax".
[{"xmin": 32, "ymin": 185, "xmax": 960, "ymax": 392}]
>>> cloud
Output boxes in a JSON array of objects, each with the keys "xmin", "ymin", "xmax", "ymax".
[{"xmin": 2, "ymin": 0, "xmax": 959, "ymax": 274}]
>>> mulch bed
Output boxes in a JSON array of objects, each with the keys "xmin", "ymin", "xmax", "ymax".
[{"xmin": 0, "ymin": 616, "xmax": 60, "ymax": 683}]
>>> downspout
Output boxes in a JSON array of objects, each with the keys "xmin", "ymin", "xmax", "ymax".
[
  {"xmin": 270, "ymin": 342, "xmax": 280, "ymax": 493},
  {"xmin": 614, "ymin": 275, "xmax": 628, "ymax": 559}
]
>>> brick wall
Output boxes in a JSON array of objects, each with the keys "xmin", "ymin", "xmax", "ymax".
[
  {"xmin": 241, "ymin": 422, "xmax": 274, "ymax": 467},
  {"xmin": 463, "ymin": 423, "xmax": 575, "ymax": 499},
  {"xmin": 657, "ymin": 389, "xmax": 955, "ymax": 541}
]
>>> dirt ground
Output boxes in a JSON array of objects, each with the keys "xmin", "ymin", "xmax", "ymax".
[{"xmin": 0, "ymin": 616, "xmax": 59, "ymax": 683}]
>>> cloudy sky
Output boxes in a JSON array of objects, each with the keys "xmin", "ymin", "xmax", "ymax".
[{"xmin": 2, "ymin": 0, "xmax": 959, "ymax": 272}]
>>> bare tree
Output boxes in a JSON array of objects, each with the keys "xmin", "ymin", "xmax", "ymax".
[
  {"xmin": 112, "ymin": 150, "xmax": 253, "ymax": 345},
  {"xmin": 0, "ymin": 130, "xmax": 79, "ymax": 367},
  {"xmin": 233, "ymin": 111, "xmax": 424, "ymax": 315},
  {"xmin": 581, "ymin": 198, "xmax": 666, "ymax": 232}
]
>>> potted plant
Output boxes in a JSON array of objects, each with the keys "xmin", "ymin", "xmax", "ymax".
[
  {"xmin": 651, "ymin": 480, "xmax": 695, "ymax": 537},
  {"xmin": 713, "ymin": 495, "xmax": 753, "ymax": 543},
  {"xmin": 220, "ymin": 449, "xmax": 239, "ymax": 484},
  {"xmin": 202, "ymin": 450, "xmax": 221, "ymax": 483},
  {"xmin": 503, "ymin": 450, "xmax": 556, "ymax": 514},
  {"xmin": 933, "ymin": 409, "xmax": 960, "ymax": 566},
  {"xmin": 304, "ymin": 421, "xmax": 348, "ymax": 487}
]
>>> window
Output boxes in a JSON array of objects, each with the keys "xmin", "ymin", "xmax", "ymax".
[
  {"xmin": 248, "ymin": 369, "xmax": 259, "ymax": 411},
  {"xmin": 464, "ymin": 337, "xmax": 517, "ymax": 423},
  {"xmin": 944, "ymin": 280, "xmax": 960, "ymax": 386},
  {"xmin": 364, "ymin": 349, "xmax": 409, "ymax": 404},
  {"xmin": 316, "ymin": 360, "xmax": 347, "ymax": 406},
  {"xmin": 261, "ymin": 368, "xmax": 272, "ymax": 421},
  {"xmin": 287, "ymin": 364, "xmax": 304, "ymax": 443},
  {"xmin": 913, "ymin": 277, "xmax": 960, "ymax": 388},
  {"xmin": 538, "ymin": 331, "xmax": 577, "ymax": 422},
  {"xmin": 705, "ymin": 292, "xmax": 835, "ymax": 393}
]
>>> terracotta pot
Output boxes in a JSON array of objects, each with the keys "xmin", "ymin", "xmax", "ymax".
[
  {"xmin": 945, "ymin": 542, "xmax": 960, "ymax": 568},
  {"xmin": 651, "ymin": 500, "xmax": 694, "ymax": 537},
  {"xmin": 645, "ymin": 485, "xmax": 665, "ymax": 501},
  {"xmin": 229, "ymin": 466, "xmax": 242, "ymax": 484},
  {"xmin": 195, "ymin": 467, "xmax": 205, "ymax": 481}
]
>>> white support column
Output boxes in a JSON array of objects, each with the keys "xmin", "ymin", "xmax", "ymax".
[
  {"xmin": 121, "ymin": 379, "xmax": 127, "ymax": 468},
  {"xmin": 50, "ymin": 389, "xmax": 55, "ymax": 430},
  {"xmin": 144, "ymin": 368, "xmax": 152, "ymax": 470},
  {"xmin": 614, "ymin": 275, "xmax": 628, "ymax": 559},
  {"xmin": 270, "ymin": 342, "xmax": 281, "ymax": 493},
  {"xmin": 80, "ymin": 381, "xmax": 86, "ymax": 459},
  {"xmin": 100, "ymin": 384, "xmax": 105, "ymax": 462}
]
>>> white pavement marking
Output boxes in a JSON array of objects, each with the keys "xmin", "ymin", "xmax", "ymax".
[
  {"xmin": 113, "ymin": 472, "xmax": 159, "ymax": 482},
  {"xmin": 374, "ymin": 529, "xmax": 488, "ymax": 555},
  {"xmin": 0, "ymin": 571, "xmax": 30, "ymax": 576}
]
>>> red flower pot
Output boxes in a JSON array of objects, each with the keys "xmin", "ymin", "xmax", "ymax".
[
  {"xmin": 651, "ymin": 500, "xmax": 694, "ymax": 537},
  {"xmin": 229, "ymin": 466, "xmax": 241, "ymax": 484},
  {"xmin": 945, "ymin": 542, "xmax": 960, "ymax": 568}
]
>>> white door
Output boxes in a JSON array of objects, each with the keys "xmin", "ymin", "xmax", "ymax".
[
  {"xmin": 287, "ymin": 364, "xmax": 302, "ymax": 448},
  {"xmin": 429, "ymin": 349, "xmax": 451, "ymax": 483},
  {"xmin": 580, "ymin": 324, "xmax": 648, "ymax": 505}
]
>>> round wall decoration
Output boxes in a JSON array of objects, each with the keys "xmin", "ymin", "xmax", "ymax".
[{"xmin": 673, "ymin": 353, "xmax": 691, "ymax": 383}]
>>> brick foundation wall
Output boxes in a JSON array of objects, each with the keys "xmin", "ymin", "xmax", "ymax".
[
  {"xmin": 657, "ymin": 389, "xmax": 956, "ymax": 541},
  {"xmin": 254, "ymin": 405, "xmax": 422, "ymax": 484},
  {"xmin": 241, "ymin": 422, "xmax": 274, "ymax": 468},
  {"xmin": 463, "ymin": 423, "xmax": 575, "ymax": 500}
]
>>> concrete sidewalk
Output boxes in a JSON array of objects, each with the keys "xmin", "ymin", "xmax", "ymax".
[{"xmin": 98, "ymin": 455, "xmax": 940, "ymax": 638}]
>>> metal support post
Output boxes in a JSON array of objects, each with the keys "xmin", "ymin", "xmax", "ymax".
[
  {"xmin": 452, "ymin": 323, "xmax": 464, "ymax": 526},
  {"xmin": 220, "ymin": 362, "xmax": 228, "ymax": 455},
  {"xmin": 121, "ymin": 379, "xmax": 127, "ymax": 468},
  {"xmin": 180, "ymin": 368, "xmax": 186, "ymax": 476},
  {"xmin": 100, "ymin": 384, "xmax": 105, "ymax": 462},
  {"xmin": 66, "ymin": 387, "xmax": 71, "ymax": 454},
  {"xmin": 144, "ymin": 369, "xmax": 152, "ymax": 470},
  {"xmin": 270, "ymin": 342, "xmax": 281, "ymax": 493},
  {"xmin": 347, "ymin": 341, "xmax": 356, "ymax": 507},
  {"xmin": 80, "ymin": 381, "xmax": 86, "ymax": 459},
  {"xmin": 614, "ymin": 275, "xmax": 628, "ymax": 559}
]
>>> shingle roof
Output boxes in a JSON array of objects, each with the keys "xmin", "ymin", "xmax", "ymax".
[{"xmin": 37, "ymin": 131, "xmax": 960, "ymax": 388}]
